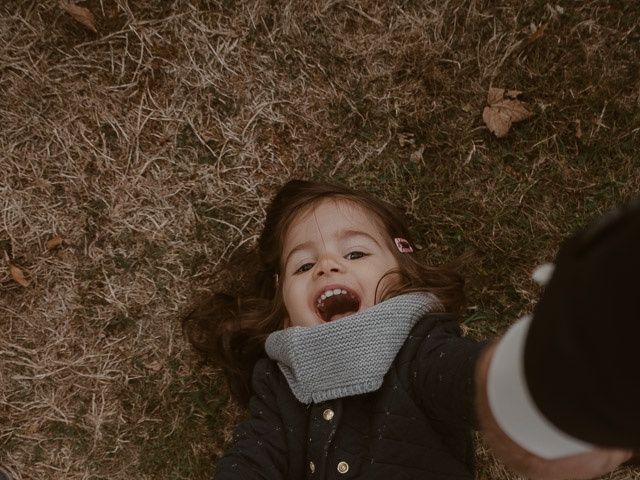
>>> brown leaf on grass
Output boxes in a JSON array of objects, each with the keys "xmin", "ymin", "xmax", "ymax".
[
  {"xmin": 9, "ymin": 264, "xmax": 30, "ymax": 287},
  {"xmin": 46, "ymin": 235, "xmax": 64, "ymax": 251},
  {"xmin": 410, "ymin": 145, "xmax": 425, "ymax": 162},
  {"xmin": 397, "ymin": 132, "xmax": 415, "ymax": 147},
  {"xmin": 527, "ymin": 23, "xmax": 547, "ymax": 44},
  {"xmin": 145, "ymin": 360, "xmax": 163, "ymax": 372},
  {"xmin": 59, "ymin": 0, "xmax": 98, "ymax": 33},
  {"xmin": 487, "ymin": 87, "xmax": 505, "ymax": 105},
  {"xmin": 482, "ymin": 107, "xmax": 511, "ymax": 138},
  {"xmin": 483, "ymin": 87, "xmax": 533, "ymax": 138}
]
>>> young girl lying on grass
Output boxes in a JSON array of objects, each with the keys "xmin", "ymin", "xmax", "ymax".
[{"xmin": 183, "ymin": 179, "xmax": 635, "ymax": 479}]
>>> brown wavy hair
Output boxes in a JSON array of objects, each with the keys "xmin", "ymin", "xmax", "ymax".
[{"xmin": 182, "ymin": 179, "xmax": 468, "ymax": 408}]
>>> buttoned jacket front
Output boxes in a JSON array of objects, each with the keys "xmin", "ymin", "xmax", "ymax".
[{"xmin": 215, "ymin": 312, "xmax": 485, "ymax": 479}]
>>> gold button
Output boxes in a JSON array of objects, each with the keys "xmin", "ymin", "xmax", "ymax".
[
  {"xmin": 322, "ymin": 408, "xmax": 334, "ymax": 421},
  {"xmin": 337, "ymin": 461, "xmax": 349, "ymax": 474},
  {"xmin": 309, "ymin": 461, "xmax": 315, "ymax": 473}
]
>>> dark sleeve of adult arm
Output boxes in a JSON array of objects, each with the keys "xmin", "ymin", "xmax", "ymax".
[{"xmin": 215, "ymin": 358, "xmax": 288, "ymax": 479}]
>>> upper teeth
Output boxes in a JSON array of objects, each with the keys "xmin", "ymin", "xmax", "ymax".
[{"xmin": 317, "ymin": 288, "xmax": 348, "ymax": 304}]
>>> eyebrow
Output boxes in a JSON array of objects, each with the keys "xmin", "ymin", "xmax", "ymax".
[{"xmin": 283, "ymin": 229, "xmax": 381, "ymax": 269}]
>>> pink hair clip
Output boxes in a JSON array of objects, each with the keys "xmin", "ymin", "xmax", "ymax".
[{"xmin": 394, "ymin": 237, "xmax": 414, "ymax": 253}]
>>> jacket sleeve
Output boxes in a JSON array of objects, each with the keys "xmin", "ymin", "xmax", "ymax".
[
  {"xmin": 215, "ymin": 358, "xmax": 288, "ymax": 479},
  {"xmin": 411, "ymin": 318, "xmax": 488, "ymax": 430}
]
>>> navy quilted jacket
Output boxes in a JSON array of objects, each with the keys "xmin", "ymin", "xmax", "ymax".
[{"xmin": 215, "ymin": 312, "xmax": 486, "ymax": 479}]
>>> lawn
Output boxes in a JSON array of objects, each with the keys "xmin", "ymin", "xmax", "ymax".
[{"xmin": 1, "ymin": 1, "xmax": 638, "ymax": 478}]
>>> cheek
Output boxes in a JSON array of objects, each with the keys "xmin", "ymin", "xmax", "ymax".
[
  {"xmin": 385, "ymin": 254, "xmax": 402, "ymax": 275},
  {"xmin": 375, "ymin": 254, "xmax": 399, "ymax": 274},
  {"xmin": 283, "ymin": 284, "xmax": 303, "ymax": 311},
  {"xmin": 378, "ymin": 256, "xmax": 402, "ymax": 286}
]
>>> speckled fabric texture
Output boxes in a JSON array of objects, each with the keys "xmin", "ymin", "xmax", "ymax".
[
  {"xmin": 216, "ymin": 312, "xmax": 487, "ymax": 479},
  {"xmin": 265, "ymin": 292, "xmax": 441, "ymax": 404}
]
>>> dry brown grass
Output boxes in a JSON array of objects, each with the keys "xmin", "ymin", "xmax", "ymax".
[{"xmin": 1, "ymin": 1, "xmax": 638, "ymax": 478}]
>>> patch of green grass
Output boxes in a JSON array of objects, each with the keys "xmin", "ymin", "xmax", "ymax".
[
  {"xmin": 104, "ymin": 313, "xmax": 136, "ymax": 336},
  {"xmin": 113, "ymin": 253, "xmax": 139, "ymax": 272},
  {"xmin": 43, "ymin": 421, "xmax": 91, "ymax": 456},
  {"xmin": 134, "ymin": 377, "xmax": 229, "ymax": 478},
  {"xmin": 141, "ymin": 239, "xmax": 166, "ymax": 262},
  {"xmin": 185, "ymin": 251, "xmax": 209, "ymax": 276}
]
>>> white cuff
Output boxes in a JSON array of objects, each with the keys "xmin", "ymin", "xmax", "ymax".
[{"xmin": 487, "ymin": 315, "xmax": 596, "ymax": 459}]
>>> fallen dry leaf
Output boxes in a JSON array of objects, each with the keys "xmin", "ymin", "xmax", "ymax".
[
  {"xmin": 59, "ymin": 0, "xmax": 98, "ymax": 33},
  {"xmin": 487, "ymin": 87, "xmax": 522, "ymax": 105},
  {"xmin": 482, "ymin": 107, "xmax": 511, "ymax": 138},
  {"xmin": 483, "ymin": 87, "xmax": 533, "ymax": 138},
  {"xmin": 144, "ymin": 360, "xmax": 163, "ymax": 372},
  {"xmin": 410, "ymin": 145, "xmax": 425, "ymax": 162},
  {"xmin": 487, "ymin": 87, "xmax": 505, "ymax": 105},
  {"xmin": 9, "ymin": 263, "xmax": 30, "ymax": 287},
  {"xmin": 46, "ymin": 235, "xmax": 64, "ymax": 251},
  {"xmin": 397, "ymin": 132, "xmax": 415, "ymax": 147},
  {"xmin": 527, "ymin": 23, "xmax": 547, "ymax": 44}
]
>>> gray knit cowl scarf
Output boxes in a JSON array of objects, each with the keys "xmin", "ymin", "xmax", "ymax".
[{"xmin": 264, "ymin": 292, "xmax": 441, "ymax": 404}]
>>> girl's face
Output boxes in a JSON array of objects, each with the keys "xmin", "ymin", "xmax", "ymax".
[{"xmin": 280, "ymin": 198, "xmax": 401, "ymax": 328}]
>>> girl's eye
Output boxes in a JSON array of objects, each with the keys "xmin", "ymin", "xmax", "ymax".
[
  {"xmin": 294, "ymin": 252, "xmax": 369, "ymax": 274},
  {"xmin": 295, "ymin": 263, "xmax": 314, "ymax": 274},
  {"xmin": 345, "ymin": 251, "xmax": 368, "ymax": 260}
]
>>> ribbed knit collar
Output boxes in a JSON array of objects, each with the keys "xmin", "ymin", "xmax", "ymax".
[{"xmin": 264, "ymin": 292, "xmax": 441, "ymax": 404}]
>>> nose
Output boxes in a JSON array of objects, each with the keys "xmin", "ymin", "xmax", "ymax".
[{"xmin": 313, "ymin": 254, "xmax": 343, "ymax": 279}]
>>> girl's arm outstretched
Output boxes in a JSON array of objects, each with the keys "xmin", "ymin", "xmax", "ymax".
[
  {"xmin": 411, "ymin": 314, "xmax": 487, "ymax": 430},
  {"xmin": 215, "ymin": 358, "xmax": 288, "ymax": 479}
]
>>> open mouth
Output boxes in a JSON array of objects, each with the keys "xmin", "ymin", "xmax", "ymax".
[{"xmin": 316, "ymin": 288, "xmax": 361, "ymax": 322}]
